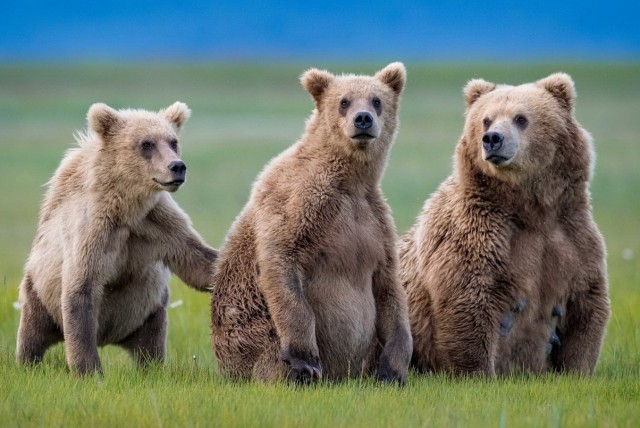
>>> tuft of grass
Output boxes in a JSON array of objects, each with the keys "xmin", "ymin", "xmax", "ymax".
[{"xmin": 1, "ymin": 62, "xmax": 639, "ymax": 427}]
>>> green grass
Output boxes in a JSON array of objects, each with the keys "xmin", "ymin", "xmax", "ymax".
[{"xmin": 1, "ymin": 63, "xmax": 639, "ymax": 427}]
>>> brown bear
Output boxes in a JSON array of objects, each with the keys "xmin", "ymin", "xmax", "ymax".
[
  {"xmin": 211, "ymin": 63, "xmax": 412, "ymax": 384},
  {"xmin": 399, "ymin": 73, "xmax": 610, "ymax": 376},
  {"xmin": 16, "ymin": 102, "xmax": 217, "ymax": 375}
]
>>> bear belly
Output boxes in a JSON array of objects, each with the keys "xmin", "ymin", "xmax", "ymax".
[
  {"xmin": 211, "ymin": 288, "xmax": 273, "ymax": 379},
  {"xmin": 306, "ymin": 272, "xmax": 378, "ymax": 379},
  {"xmin": 97, "ymin": 261, "xmax": 170, "ymax": 345},
  {"xmin": 496, "ymin": 225, "xmax": 578, "ymax": 373}
]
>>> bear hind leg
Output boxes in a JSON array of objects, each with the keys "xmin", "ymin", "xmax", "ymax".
[
  {"xmin": 252, "ymin": 340, "xmax": 290, "ymax": 383},
  {"xmin": 16, "ymin": 275, "xmax": 63, "ymax": 364},
  {"xmin": 117, "ymin": 304, "xmax": 168, "ymax": 366}
]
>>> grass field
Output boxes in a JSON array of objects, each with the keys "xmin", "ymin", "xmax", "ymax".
[{"xmin": 0, "ymin": 63, "xmax": 639, "ymax": 427}]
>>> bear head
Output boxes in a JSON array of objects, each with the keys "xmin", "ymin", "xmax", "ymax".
[
  {"xmin": 87, "ymin": 101, "xmax": 191, "ymax": 193},
  {"xmin": 300, "ymin": 62, "xmax": 406, "ymax": 157},
  {"xmin": 459, "ymin": 73, "xmax": 592, "ymax": 185}
]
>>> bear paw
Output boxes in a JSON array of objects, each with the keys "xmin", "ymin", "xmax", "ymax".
[
  {"xmin": 376, "ymin": 354, "xmax": 407, "ymax": 386},
  {"xmin": 71, "ymin": 353, "xmax": 102, "ymax": 376},
  {"xmin": 281, "ymin": 347, "xmax": 322, "ymax": 385}
]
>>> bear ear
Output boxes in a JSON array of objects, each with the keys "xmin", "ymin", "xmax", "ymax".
[
  {"xmin": 375, "ymin": 62, "xmax": 406, "ymax": 95},
  {"xmin": 537, "ymin": 72, "xmax": 575, "ymax": 111},
  {"xmin": 301, "ymin": 68, "xmax": 334, "ymax": 106},
  {"xmin": 162, "ymin": 101, "xmax": 191, "ymax": 132},
  {"xmin": 88, "ymin": 103, "xmax": 123, "ymax": 139},
  {"xmin": 464, "ymin": 79, "xmax": 496, "ymax": 108}
]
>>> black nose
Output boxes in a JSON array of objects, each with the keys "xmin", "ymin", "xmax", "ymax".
[
  {"xmin": 354, "ymin": 111, "xmax": 373, "ymax": 130},
  {"xmin": 168, "ymin": 160, "xmax": 187, "ymax": 179},
  {"xmin": 482, "ymin": 131, "xmax": 504, "ymax": 152}
]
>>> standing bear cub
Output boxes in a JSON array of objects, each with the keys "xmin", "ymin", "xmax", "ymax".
[
  {"xmin": 17, "ymin": 102, "xmax": 217, "ymax": 375},
  {"xmin": 400, "ymin": 73, "xmax": 610, "ymax": 376},
  {"xmin": 211, "ymin": 63, "xmax": 412, "ymax": 384}
]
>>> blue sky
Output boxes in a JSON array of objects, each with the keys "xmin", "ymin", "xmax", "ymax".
[{"xmin": 2, "ymin": 0, "xmax": 639, "ymax": 62}]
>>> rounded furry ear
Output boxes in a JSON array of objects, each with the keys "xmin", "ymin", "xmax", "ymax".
[
  {"xmin": 301, "ymin": 68, "xmax": 334, "ymax": 105},
  {"xmin": 537, "ymin": 72, "xmax": 576, "ymax": 111},
  {"xmin": 88, "ymin": 103, "xmax": 122, "ymax": 138},
  {"xmin": 162, "ymin": 101, "xmax": 191, "ymax": 131},
  {"xmin": 464, "ymin": 79, "xmax": 496, "ymax": 108},
  {"xmin": 375, "ymin": 62, "xmax": 406, "ymax": 95}
]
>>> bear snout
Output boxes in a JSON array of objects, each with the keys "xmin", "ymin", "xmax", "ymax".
[
  {"xmin": 354, "ymin": 111, "xmax": 373, "ymax": 130},
  {"xmin": 349, "ymin": 111, "xmax": 380, "ymax": 142},
  {"xmin": 482, "ymin": 131, "xmax": 504, "ymax": 153},
  {"xmin": 168, "ymin": 160, "xmax": 187, "ymax": 182},
  {"xmin": 482, "ymin": 131, "xmax": 516, "ymax": 166},
  {"xmin": 153, "ymin": 160, "xmax": 187, "ymax": 192}
]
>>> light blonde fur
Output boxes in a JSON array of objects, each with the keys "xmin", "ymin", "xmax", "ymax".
[{"xmin": 16, "ymin": 102, "xmax": 217, "ymax": 375}]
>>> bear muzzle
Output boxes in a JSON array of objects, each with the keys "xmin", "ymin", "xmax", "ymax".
[
  {"xmin": 482, "ymin": 131, "xmax": 514, "ymax": 166},
  {"xmin": 153, "ymin": 160, "xmax": 187, "ymax": 191},
  {"xmin": 168, "ymin": 160, "xmax": 187, "ymax": 182},
  {"xmin": 349, "ymin": 111, "xmax": 380, "ymax": 143}
]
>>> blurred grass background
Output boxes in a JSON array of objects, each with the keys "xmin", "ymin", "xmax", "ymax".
[{"xmin": 0, "ymin": 63, "xmax": 638, "ymax": 426}]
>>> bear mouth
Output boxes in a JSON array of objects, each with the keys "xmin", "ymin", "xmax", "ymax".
[
  {"xmin": 153, "ymin": 178, "xmax": 185, "ymax": 187},
  {"xmin": 351, "ymin": 133, "xmax": 376, "ymax": 141},
  {"xmin": 485, "ymin": 155, "xmax": 511, "ymax": 166}
]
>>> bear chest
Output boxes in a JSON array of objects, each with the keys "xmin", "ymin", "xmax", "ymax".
[
  {"xmin": 510, "ymin": 223, "xmax": 580, "ymax": 296},
  {"xmin": 303, "ymin": 197, "xmax": 383, "ymax": 373},
  {"xmin": 311, "ymin": 196, "xmax": 386, "ymax": 280},
  {"xmin": 105, "ymin": 228, "xmax": 162, "ymax": 287}
]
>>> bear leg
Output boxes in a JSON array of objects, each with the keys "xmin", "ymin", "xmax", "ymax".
[
  {"xmin": 252, "ymin": 341, "xmax": 290, "ymax": 383},
  {"xmin": 118, "ymin": 304, "xmax": 168, "ymax": 366},
  {"xmin": 16, "ymin": 275, "xmax": 63, "ymax": 364},
  {"xmin": 552, "ymin": 280, "xmax": 610, "ymax": 374}
]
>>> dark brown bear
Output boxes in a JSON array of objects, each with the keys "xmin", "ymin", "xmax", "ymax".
[{"xmin": 399, "ymin": 73, "xmax": 610, "ymax": 376}]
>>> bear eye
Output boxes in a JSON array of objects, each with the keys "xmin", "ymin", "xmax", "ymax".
[
  {"xmin": 340, "ymin": 99, "xmax": 350, "ymax": 109},
  {"xmin": 514, "ymin": 114, "xmax": 528, "ymax": 127},
  {"xmin": 141, "ymin": 141, "xmax": 154, "ymax": 151},
  {"xmin": 372, "ymin": 97, "xmax": 382, "ymax": 114},
  {"xmin": 483, "ymin": 118, "xmax": 492, "ymax": 128},
  {"xmin": 169, "ymin": 139, "xmax": 178, "ymax": 153}
]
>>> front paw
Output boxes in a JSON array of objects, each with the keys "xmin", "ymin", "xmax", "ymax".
[
  {"xmin": 71, "ymin": 352, "xmax": 102, "ymax": 376},
  {"xmin": 281, "ymin": 347, "xmax": 322, "ymax": 385},
  {"xmin": 376, "ymin": 353, "xmax": 407, "ymax": 386}
]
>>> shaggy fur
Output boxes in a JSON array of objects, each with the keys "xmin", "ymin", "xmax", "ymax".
[
  {"xmin": 211, "ymin": 63, "xmax": 412, "ymax": 384},
  {"xmin": 400, "ymin": 73, "xmax": 610, "ymax": 376},
  {"xmin": 16, "ymin": 102, "xmax": 217, "ymax": 375}
]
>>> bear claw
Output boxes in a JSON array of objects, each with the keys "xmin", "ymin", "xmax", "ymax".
[
  {"xmin": 499, "ymin": 313, "xmax": 514, "ymax": 337},
  {"xmin": 292, "ymin": 363, "xmax": 322, "ymax": 385},
  {"xmin": 513, "ymin": 297, "xmax": 528, "ymax": 313},
  {"xmin": 552, "ymin": 304, "xmax": 564, "ymax": 318},
  {"xmin": 376, "ymin": 354, "xmax": 407, "ymax": 386},
  {"xmin": 499, "ymin": 297, "xmax": 527, "ymax": 338},
  {"xmin": 282, "ymin": 348, "xmax": 322, "ymax": 385},
  {"xmin": 546, "ymin": 330, "xmax": 561, "ymax": 356}
]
